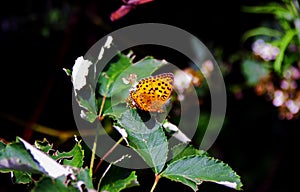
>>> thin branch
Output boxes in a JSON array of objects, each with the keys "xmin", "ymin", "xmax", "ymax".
[
  {"xmin": 150, "ymin": 174, "xmax": 161, "ymax": 192},
  {"xmin": 89, "ymin": 132, "xmax": 98, "ymax": 178},
  {"xmin": 94, "ymin": 137, "xmax": 124, "ymax": 174}
]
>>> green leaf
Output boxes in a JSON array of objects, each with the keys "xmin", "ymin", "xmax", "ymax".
[
  {"xmin": 33, "ymin": 172, "xmax": 95, "ymax": 192},
  {"xmin": 34, "ymin": 138, "xmax": 53, "ymax": 153},
  {"xmin": 32, "ymin": 176, "xmax": 78, "ymax": 192},
  {"xmin": 77, "ymin": 85, "xmax": 98, "ymax": 123},
  {"xmin": 17, "ymin": 137, "xmax": 72, "ymax": 178},
  {"xmin": 78, "ymin": 92, "xmax": 98, "ymax": 113},
  {"xmin": 171, "ymin": 144, "xmax": 209, "ymax": 162},
  {"xmin": 71, "ymin": 56, "xmax": 98, "ymax": 123},
  {"xmin": 274, "ymin": 29, "xmax": 297, "ymax": 73},
  {"xmin": 166, "ymin": 174, "xmax": 199, "ymax": 191},
  {"xmin": 283, "ymin": 52, "xmax": 299, "ymax": 70},
  {"xmin": 80, "ymin": 110, "xmax": 98, "ymax": 123},
  {"xmin": 108, "ymin": 57, "xmax": 170, "ymax": 107},
  {"xmin": 103, "ymin": 103, "xmax": 128, "ymax": 119},
  {"xmin": 52, "ymin": 139, "xmax": 84, "ymax": 168},
  {"xmin": 242, "ymin": 3, "xmax": 292, "ymax": 20},
  {"xmin": 161, "ymin": 155, "xmax": 243, "ymax": 191},
  {"xmin": 0, "ymin": 141, "xmax": 6, "ymax": 150},
  {"xmin": 0, "ymin": 142, "xmax": 44, "ymax": 174},
  {"xmin": 63, "ymin": 68, "xmax": 72, "ymax": 76},
  {"xmin": 241, "ymin": 60, "xmax": 270, "ymax": 86},
  {"xmin": 241, "ymin": 27, "xmax": 282, "ymax": 42},
  {"xmin": 118, "ymin": 109, "xmax": 168, "ymax": 173},
  {"xmin": 12, "ymin": 170, "xmax": 32, "ymax": 184},
  {"xmin": 98, "ymin": 53, "xmax": 132, "ymax": 97},
  {"xmin": 100, "ymin": 166, "xmax": 139, "ymax": 192},
  {"xmin": 76, "ymin": 168, "xmax": 94, "ymax": 190}
]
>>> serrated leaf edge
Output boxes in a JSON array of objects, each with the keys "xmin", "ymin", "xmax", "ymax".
[{"xmin": 161, "ymin": 155, "xmax": 243, "ymax": 190}]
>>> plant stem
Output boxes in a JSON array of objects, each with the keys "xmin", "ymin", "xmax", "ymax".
[
  {"xmin": 94, "ymin": 137, "xmax": 124, "ymax": 174},
  {"xmin": 97, "ymin": 163, "xmax": 112, "ymax": 191},
  {"xmin": 98, "ymin": 95, "xmax": 106, "ymax": 121},
  {"xmin": 89, "ymin": 93, "xmax": 107, "ymax": 177},
  {"xmin": 150, "ymin": 174, "xmax": 161, "ymax": 192},
  {"xmin": 89, "ymin": 132, "xmax": 98, "ymax": 177}
]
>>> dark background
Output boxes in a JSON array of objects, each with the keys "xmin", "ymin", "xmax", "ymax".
[{"xmin": 0, "ymin": 0, "xmax": 297, "ymax": 191}]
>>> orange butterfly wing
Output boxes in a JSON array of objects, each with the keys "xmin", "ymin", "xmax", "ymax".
[{"xmin": 130, "ymin": 73, "xmax": 174, "ymax": 112}]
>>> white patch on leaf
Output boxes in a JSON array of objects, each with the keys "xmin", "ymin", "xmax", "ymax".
[
  {"xmin": 72, "ymin": 56, "xmax": 93, "ymax": 91},
  {"xmin": 215, "ymin": 181, "xmax": 237, "ymax": 189},
  {"xmin": 113, "ymin": 125, "xmax": 129, "ymax": 145},
  {"xmin": 163, "ymin": 122, "xmax": 191, "ymax": 143},
  {"xmin": 98, "ymin": 36, "xmax": 113, "ymax": 60},
  {"xmin": 104, "ymin": 36, "xmax": 113, "ymax": 48},
  {"xmin": 98, "ymin": 47, "xmax": 105, "ymax": 60},
  {"xmin": 18, "ymin": 137, "xmax": 73, "ymax": 178},
  {"xmin": 80, "ymin": 110, "xmax": 87, "ymax": 119},
  {"xmin": 163, "ymin": 122, "xmax": 178, "ymax": 132}
]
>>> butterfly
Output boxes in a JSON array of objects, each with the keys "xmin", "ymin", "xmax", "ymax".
[{"xmin": 129, "ymin": 73, "xmax": 174, "ymax": 113}]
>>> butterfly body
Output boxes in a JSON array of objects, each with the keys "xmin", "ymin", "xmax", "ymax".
[{"xmin": 129, "ymin": 73, "xmax": 174, "ymax": 113}]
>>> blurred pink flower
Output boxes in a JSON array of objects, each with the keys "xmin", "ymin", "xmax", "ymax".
[
  {"xmin": 280, "ymin": 79, "xmax": 297, "ymax": 90},
  {"xmin": 273, "ymin": 90, "xmax": 286, "ymax": 107},
  {"xmin": 285, "ymin": 100, "xmax": 300, "ymax": 114},
  {"xmin": 284, "ymin": 66, "xmax": 300, "ymax": 80},
  {"xmin": 252, "ymin": 39, "xmax": 279, "ymax": 61},
  {"xmin": 201, "ymin": 60, "xmax": 214, "ymax": 77},
  {"xmin": 173, "ymin": 70, "xmax": 193, "ymax": 101}
]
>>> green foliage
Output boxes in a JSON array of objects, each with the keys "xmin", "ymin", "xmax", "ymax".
[
  {"xmin": 100, "ymin": 166, "xmax": 139, "ymax": 192},
  {"xmin": 273, "ymin": 29, "xmax": 297, "ymax": 72},
  {"xmin": 0, "ymin": 141, "xmax": 44, "ymax": 174},
  {"xmin": 97, "ymin": 53, "xmax": 132, "ymax": 97},
  {"xmin": 77, "ymin": 90, "xmax": 99, "ymax": 123},
  {"xmin": 241, "ymin": 27, "xmax": 283, "ymax": 42},
  {"xmin": 34, "ymin": 138, "xmax": 53, "ymax": 153},
  {"xmin": 117, "ymin": 110, "xmax": 168, "ymax": 174},
  {"xmin": 76, "ymin": 168, "xmax": 95, "ymax": 189},
  {"xmin": 0, "ymin": 141, "xmax": 6, "ymax": 149},
  {"xmin": 161, "ymin": 155, "xmax": 243, "ymax": 191},
  {"xmin": 0, "ymin": 137, "xmax": 96, "ymax": 191},
  {"xmin": 171, "ymin": 143, "xmax": 209, "ymax": 162},
  {"xmin": 63, "ymin": 36, "xmax": 243, "ymax": 191},
  {"xmin": 241, "ymin": 60, "xmax": 270, "ymax": 86},
  {"xmin": 0, "ymin": 36, "xmax": 243, "ymax": 191},
  {"xmin": 242, "ymin": 2, "xmax": 293, "ymax": 20},
  {"xmin": 64, "ymin": 37, "xmax": 242, "ymax": 190},
  {"xmin": 99, "ymin": 55, "xmax": 170, "ymax": 108},
  {"xmin": 32, "ymin": 176, "xmax": 78, "ymax": 192},
  {"xmin": 51, "ymin": 139, "xmax": 84, "ymax": 168},
  {"xmin": 241, "ymin": 0, "xmax": 300, "ymax": 74},
  {"xmin": 229, "ymin": 0, "xmax": 300, "ymax": 120},
  {"xmin": 12, "ymin": 171, "xmax": 32, "ymax": 184}
]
